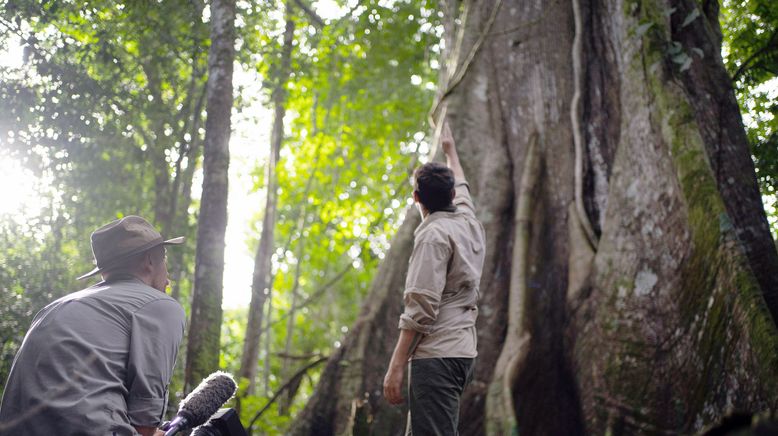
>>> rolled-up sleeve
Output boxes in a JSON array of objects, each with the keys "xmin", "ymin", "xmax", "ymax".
[
  {"xmin": 453, "ymin": 178, "xmax": 476, "ymax": 215},
  {"xmin": 399, "ymin": 241, "xmax": 451, "ymax": 334},
  {"xmin": 126, "ymin": 299, "xmax": 186, "ymax": 427}
]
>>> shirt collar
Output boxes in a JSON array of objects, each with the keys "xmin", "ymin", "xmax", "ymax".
[{"xmin": 414, "ymin": 206, "xmax": 460, "ymax": 237}]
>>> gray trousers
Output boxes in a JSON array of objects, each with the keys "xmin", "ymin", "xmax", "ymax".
[{"xmin": 405, "ymin": 357, "xmax": 475, "ymax": 436}]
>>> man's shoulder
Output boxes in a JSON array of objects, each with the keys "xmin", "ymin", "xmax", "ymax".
[
  {"xmin": 415, "ymin": 218, "xmax": 451, "ymax": 245},
  {"xmin": 419, "ymin": 211, "xmax": 484, "ymax": 250},
  {"xmin": 419, "ymin": 211, "xmax": 478, "ymax": 233},
  {"xmin": 57, "ymin": 280, "xmax": 179, "ymax": 312},
  {"xmin": 110, "ymin": 281, "xmax": 182, "ymax": 314}
]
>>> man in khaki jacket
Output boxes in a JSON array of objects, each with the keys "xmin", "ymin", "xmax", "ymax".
[{"xmin": 383, "ymin": 122, "xmax": 486, "ymax": 435}]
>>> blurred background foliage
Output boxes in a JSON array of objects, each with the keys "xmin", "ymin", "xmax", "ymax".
[
  {"xmin": 0, "ymin": 0, "xmax": 775, "ymax": 433},
  {"xmin": 722, "ymin": 0, "xmax": 778, "ymax": 237}
]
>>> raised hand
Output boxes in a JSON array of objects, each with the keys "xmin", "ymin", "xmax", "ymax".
[
  {"xmin": 441, "ymin": 121, "xmax": 455, "ymax": 156},
  {"xmin": 440, "ymin": 120, "xmax": 464, "ymax": 179}
]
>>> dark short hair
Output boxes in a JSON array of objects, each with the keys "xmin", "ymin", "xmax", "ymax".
[{"xmin": 414, "ymin": 162, "xmax": 455, "ymax": 213}]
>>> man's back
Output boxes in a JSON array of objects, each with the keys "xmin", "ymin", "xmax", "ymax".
[
  {"xmin": 402, "ymin": 180, "xmax": 486, "ymax": 359},
  {"xmin": 0, "ymin": 278, "xmax": 185, "ymax": 436}
]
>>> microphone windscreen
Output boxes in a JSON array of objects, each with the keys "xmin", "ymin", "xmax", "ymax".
[{"xmin": 179, "ymin": 371, "xmax": 237, "ymax": 427}]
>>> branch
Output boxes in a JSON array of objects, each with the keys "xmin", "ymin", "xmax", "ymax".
[
  {"xmin": 274, "ymin": 352, "xmax": 326, "ymax": 360},
  {"xmin": 265, "ymin": 260, "xmax": 352, "ymax": 329},
  {"xmin": 291, "ymin": 262, "xmax": 352, "ymax": 310},
  {"xmin": 246, "ymin": 356, "xmax": 329, "ymax": 431},
  {"xmin": 731, "ymin": 26, "xmax": 778, "ymax": 82},
  {"xmin": 292, "ymin": 0, "xmax": 325, "ymax": 28},
  {"xmin": 270, "ymin": 204, "xmax": 391, "ymax": 327}
]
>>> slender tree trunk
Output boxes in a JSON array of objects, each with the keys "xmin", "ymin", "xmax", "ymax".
[
  {"xmin": 184, "ymin": 0, "xmax": 235, "ymax": 392},
  {"xmin": 262, "ymin": 288, "xmax": 273, "ymax": 397},
  {"xmin": 279, "ymin": 231, "xmax": 305, "ymax": 415},
  {"xmin": 239, "ymin": 146, "xmax": 277, "ymax": 395},
  {"xmin": 290, "ymin": 0, "xmax": 778, "ymax": 435},
  {"xmin": 238, "ymin": 2, "xmax": 296, "ymax": 395},
  {"xmin": 170, "ymin": 83, "xmax": 207, "ymax": 302}
]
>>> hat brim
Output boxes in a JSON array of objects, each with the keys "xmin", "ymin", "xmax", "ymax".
[
  {"xmin": 163, "ymin": 236, "xmax": 185, "ymax": 245},
  {"xmin": 76, "ymin": 266, "xmax": 103, "ymax": 281},
  {"xmin": 76, "ymin": 236, "xmax": 185, "ymax": 280}
]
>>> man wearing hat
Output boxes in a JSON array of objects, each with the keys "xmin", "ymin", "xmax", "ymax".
[{"xmin": 0, "ymin": 216, "xmax": 186, "ymax": 436}]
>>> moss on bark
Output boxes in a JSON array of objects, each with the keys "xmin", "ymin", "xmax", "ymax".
[{"xmin": 573, "ymin": 1, "xmax": 778, "ymax": 433}]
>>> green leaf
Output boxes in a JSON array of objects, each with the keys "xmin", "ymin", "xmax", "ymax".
[
  {"xmin": 667, "ymin": 41, "xmax": 684, "ymax": 55},
  {"xmin": 635, "ymin": 22, "xmax": 653, "ymax": 38},
  {"xmin": 672, "ymin": 52, "xmax": 693, "ymax": 71},
  {"xmin": 682, "ymin": 8, "xmax": 700, "ymax": 28}
]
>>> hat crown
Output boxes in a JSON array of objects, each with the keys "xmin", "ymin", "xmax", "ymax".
[
  {"xmin": 91, "ymin": 216, "xmax": 164, "ymax": 269},
  {"xmin": 77, "ymin": 215, "xmax": 183, "ymax": 281}
]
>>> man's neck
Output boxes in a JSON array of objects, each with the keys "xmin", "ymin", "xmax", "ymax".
[
  {"xmin": 102, "ymin": 272, "xmax": 152, "ymax": 288},
  {"xmin": 103, "ymin": 272, "xmax": 136, "ymax": 282}
]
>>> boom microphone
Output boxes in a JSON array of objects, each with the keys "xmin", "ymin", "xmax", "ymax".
[
  {"xmin": 191, "ymin": 408, "xmax": 247, "ymax": 436},
  {"xmin": 163, "ymin": 371, "xmax": 237, "ymax": 436}
]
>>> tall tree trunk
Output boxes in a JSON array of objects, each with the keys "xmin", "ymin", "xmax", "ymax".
[
  {"xmin": 279, "ymin": 231, "xmax": 305, "ymax": 415},
  {"xmin": 239, "ymin": 2, "xmax": 296, "ymax": 395},
  {"xmin": 290, "ymin": 0, "xmax": 778, "ymax": 435},
  {"xmin": 184, "ymin": 0, "xmax": 235, "ymax": 392}
]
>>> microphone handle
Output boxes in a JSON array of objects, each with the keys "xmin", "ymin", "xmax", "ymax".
[{"xmin": 163, "ymin": 415, "xmax": 190, "ymax": 436}]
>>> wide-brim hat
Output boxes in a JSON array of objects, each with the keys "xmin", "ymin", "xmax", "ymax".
[{"xmin": 77, "ymin": 215, "xmax": 184, "ymax": 280}]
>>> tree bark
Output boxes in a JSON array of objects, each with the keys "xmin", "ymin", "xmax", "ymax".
[
  {"xmin": 291, "ymin": 0, "xmax": 778, "ymax": 435},
  {"xmin": 184, "ymin": 0, "xmax": 235, "ymax": 392},
  {"xmin": 238, "ymin": 1, "xmax": 296, "ymax": 396},
  {"xmin": 571, "ymin": 0, "xmax": 778, "ymax": 433}
]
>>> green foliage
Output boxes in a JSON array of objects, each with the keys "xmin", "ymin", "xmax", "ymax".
[
  {"xmin": 0, "ymin": 219, "xmax": 78, "ymax": 386},
  {"xmin": 0, "ymin": 0, "xmax": 206, "ymax": 241},
  {"xmin": 0, "ymin": 0, "xmax": 207, "ymax": 399},
  {"xmin": 222, "ymin": 0, "xmax": 443, "ymax": 432},
  {"xmin": 721, "ymin": 0, "xmax": 778, "ymax": 235}
]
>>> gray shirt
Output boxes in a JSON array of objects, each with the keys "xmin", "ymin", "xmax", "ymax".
[
  {"xmin": 399, "ymin": 179, "xmax": 486, "ymax": 359},
  {"xmin": 0, "ymin": 277, "xmax": 185, "ymax": 436}
]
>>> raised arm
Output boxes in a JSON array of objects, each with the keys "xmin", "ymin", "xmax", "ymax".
[{"xmin": 441, "ymin": 121, "xmax": 465, "ymax": 180}]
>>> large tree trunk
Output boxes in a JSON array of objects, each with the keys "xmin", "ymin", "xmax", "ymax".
[
  {"xmin": 290, "ymin": 0, "xmax": 778, "ymax": 434},
  {"xmin": 239, "ymin": 2, "xmax": 296, "ymax": 396},
  {"xmin": 184, "ymin": 0, "xmax": 235, "ymax": 392},
  {"xmin": 570, "ymin": 0, "xmax": 778, "ymax": 433}
]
